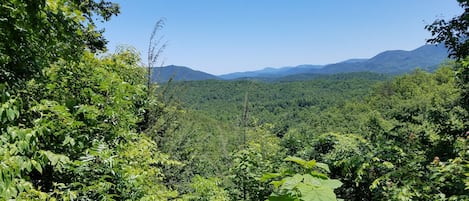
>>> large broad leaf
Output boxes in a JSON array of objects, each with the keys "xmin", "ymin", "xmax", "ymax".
[
  {"xmin": 281, "ymin": 174, "xmax": 303, "ymax": 191},
  {"xmin": 302, "ymin": 174, "xmax": 322, "ymax": 186},
  {"xmin": 320, "ymin": 179, "xmax": 343, "ymax": 189},
  {"xmin": 296, "ymin": 183, "xmax": 337, "ymax": 201},
  {"xmin": 302, "ymin": 174, "xmax": 342, "ymax": 189}
]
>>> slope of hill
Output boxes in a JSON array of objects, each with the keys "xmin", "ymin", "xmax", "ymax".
[{"xmin": 151, "ymin": 65, "xmax": 219, "ymax": 82}]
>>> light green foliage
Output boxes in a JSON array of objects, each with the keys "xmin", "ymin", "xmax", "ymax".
[
  {"xmin": 227, "ymin": 121, "xmax": 284, "ymax": 201},
  {"xmin": 228, "ymin": 142, "xmax": 277, "ymax": 201},
  {"xmin": 262, "ymin": 156, "xmax": 342, "ymax": 201},
  {"xmin": 181, "ymin": 175, "xmax": 230, "ymax": 201},
  {"xmin": 353, "ymin": 67, "xmax": 468, "ymax": 200},
  {"xmin": 116, "ymin": 135, "xmax": 180, "ymax": 200}
]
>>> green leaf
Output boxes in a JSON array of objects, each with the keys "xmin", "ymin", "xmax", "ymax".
[
  {"xmin": 281, "ymin": 174, "xmax": 303, "ymax": 191},
  {"xmin": 302, "ymin": 174, "xmax": 322, "ymax": 186},
  {"xmin": 268, "ymin": 194, "xmax": 297, "ymax": 201},
  {"xmin": 370, "ymin": 177, "xmax": 383, "ymax": 190},
  {"xmin": 63, "ymin": 136, "xmax": 75, "ymax": 146},
  {"xmin": 31, "ymin": 160, "xmax": 43, "ymax": 174},
  {"xmin": 383, "ymin": 161, "xmax": 394, "ymax": 169},
  {"xmin": 261, "ymin": 172, "xmax": 283, "ymax": 182},
  {"xmin": 285, "ymin": 156, "xmax": 309, "ymax": 168},
  {"xmin": 6, "ymin": 108, "xmax": 15, "ymax": 121},
  {"xmin": 305, "ymin": 160, "xmax": 317, "ymax": 169},
  {"xmin": 320, "ymin": 179, "xmax": 343, "ymax": 189},
  {"xmin": 42, "ymin": 150, "xmax": 70, "ymax": 167},
  {"xmin": 315, "ymin": 162, "xmax": 330, "ymax": 173},
  {"xmin": 310, "ymin": 171, "xmax": 329, "ymax": 180},
  {"xmin": 299, "ymin": 185, "xmax": 337, "ymax": 201}
]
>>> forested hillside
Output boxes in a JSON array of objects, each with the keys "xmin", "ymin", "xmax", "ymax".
[
  {"xmin": 167, "ymin": 63, "xmax": 469, "ymax": 200},
  {"xmin": 1, "ymin": 0, "xmax": 468, "ymax": 201}
]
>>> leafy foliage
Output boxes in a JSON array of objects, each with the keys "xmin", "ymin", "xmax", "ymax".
[
  {"xmin": 2, "ymin": 1, "xmax": 469, "ymax": 200},
  {"xmin": 172, "ymin": 63, "xmax": 469, "ymax": 200},
  {"xmin": 1, "ymin": 47, "xmax": 180, "ymax": 199},
  {"xmin": 181, "ymin": 175, "xmax": 230, "ymax": 201},
  {"xmin": 0, "ymin": 0, "xmax": 119, "ymax": 83},
  {"xmin": 262, "ymin": 156, "xmax": 342, "ymax": 201}
]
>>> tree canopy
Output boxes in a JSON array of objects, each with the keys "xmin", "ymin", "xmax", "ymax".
[{"xmin": 0, "ymin": 0, "xmax": 119, "ymax": 83}]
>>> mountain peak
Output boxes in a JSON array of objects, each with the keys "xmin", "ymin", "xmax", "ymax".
[{"xmin": 151, "ymin": 65, "xmax": 218, "ymax": 82}]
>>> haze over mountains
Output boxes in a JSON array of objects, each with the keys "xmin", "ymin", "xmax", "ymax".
[{"xmin": 151, "ymin": 44, "xmax": 449, "ymax": 82}]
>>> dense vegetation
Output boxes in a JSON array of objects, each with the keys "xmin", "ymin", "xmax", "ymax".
[
  {"xmin": 166, "ymin": 65, "xmax": 469, "ymax": 200},
  {"xmin": 1, "ymin": 0, "xmax": 469, "ymax": 200},
  {"xmin": 0, "ymin": 0, "xmax": 179, "ymax": 199}
]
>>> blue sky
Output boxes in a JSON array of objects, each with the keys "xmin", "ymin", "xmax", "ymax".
[{"xmin": 101, "ymin": 1, "xmax": 462, "ymax": 75}]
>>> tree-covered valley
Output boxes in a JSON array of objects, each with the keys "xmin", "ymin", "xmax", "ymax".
[
  {"xmin": 1, "ymin": 0, "xmax": 469, "ymax": 200},
  {"xmin": 165, "ymin": 65, "xmax": 468, "ymax": 200}
]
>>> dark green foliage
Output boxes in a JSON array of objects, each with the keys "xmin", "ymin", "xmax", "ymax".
[{"xmin": 172, "ymin": 72, "xmax": 388, "ymax": 133}]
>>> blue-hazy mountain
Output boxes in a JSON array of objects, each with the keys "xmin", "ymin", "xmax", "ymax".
[
  {"xmin": 219, "ymin": 44, "xmax": 449, "ymax": 80},
  {"xmin": 152, "ymin": 44, "xmax": 449, "ymax": 81},
  {"xmin": 219, "ymin": 64, "xmax": 323, "ymax": 79},
  {"xmin": 151, "ymin": 65, "xmax": 219, "ymax": 82},
  {"xmin": 317, "ymin": 44, "xmax": 448, "ymax": 74}
]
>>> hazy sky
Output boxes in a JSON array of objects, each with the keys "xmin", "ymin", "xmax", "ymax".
[{"xmin": 100, "ymin": 1, "xmax": 462, "ymax": 75}]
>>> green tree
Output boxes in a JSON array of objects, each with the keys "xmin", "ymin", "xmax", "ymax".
[
  {"xmin": 0, "ymin": 0, "xmax": 119, "ymax": 84},
  {"xmin": 181, "ymin": 175, "xmax": 230, "ymax": 201},
  {"xmin": 1, "ymin": 47, "xmax": 180, "ymax": 199}
]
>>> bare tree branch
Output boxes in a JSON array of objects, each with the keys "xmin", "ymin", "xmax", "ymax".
[{"xmin": 147, "ymin": 18, "xmax": 168, "ymax": 89}]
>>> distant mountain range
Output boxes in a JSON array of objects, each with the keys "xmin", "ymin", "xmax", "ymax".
[
  {"xmin": 218, "ymin": 64, "xmax": 324, "ymax": 79},
  {"xmin": 152, "ymin": 44, "xmax": 450, "ymax": 82}
]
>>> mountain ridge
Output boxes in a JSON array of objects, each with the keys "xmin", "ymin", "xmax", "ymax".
[
  {"xmin": 154, "ymin": 44, "xmax": 449, "ymax": 82},
  {"xmin": 151, "ymin": 65, "xmax": 219, "ymax": 83}
]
